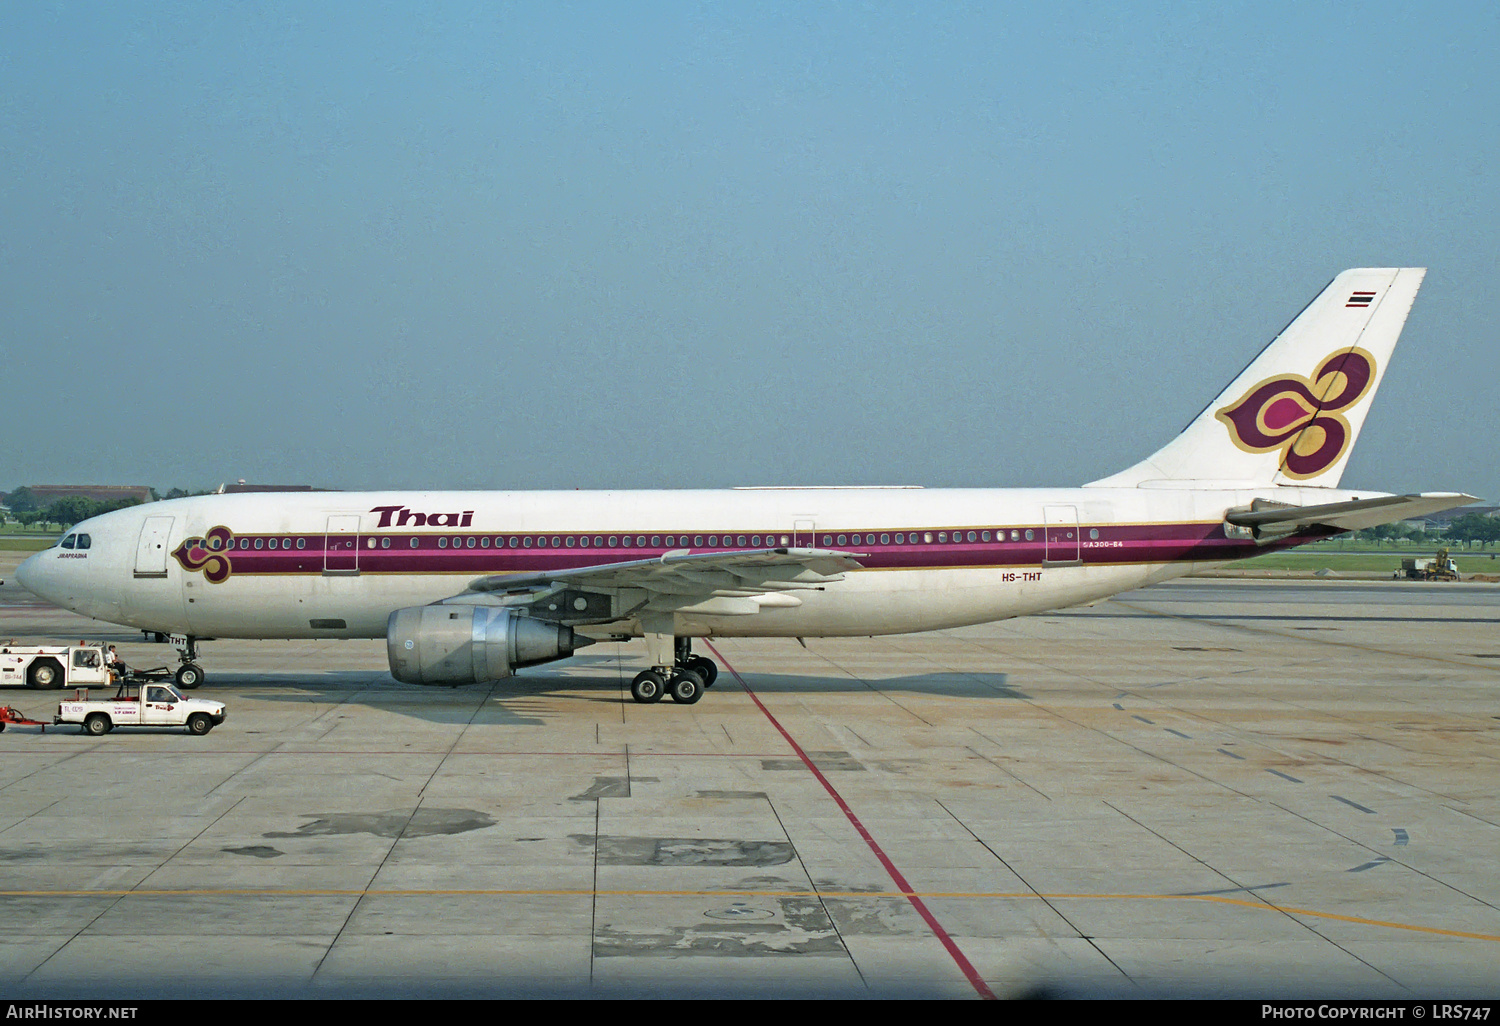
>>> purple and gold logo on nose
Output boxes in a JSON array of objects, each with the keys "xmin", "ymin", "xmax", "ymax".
[
  {"xmin": 1215, "ymin": 348, "xmax": 1376, "ymax": 480},
  {"xmin": 172, "ymin": 525, "xmax": 236, "ymax": 584}
]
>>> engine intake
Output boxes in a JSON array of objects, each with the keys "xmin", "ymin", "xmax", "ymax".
[{"xmin": 386, "ymin": 606, "xmax": 589, "ymax": 685}]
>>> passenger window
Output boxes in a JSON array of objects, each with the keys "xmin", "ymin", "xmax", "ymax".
[
  {"xmin": 254, "ymin": 538, "xmax": 264, "ymax": 550},
  {"xmin": 1025, "ymin": 529, "xmax": 1034, "ymax": 541},
  {"xmin": 480, "ymin": 537, "xmax": 490, "ymax": 548},
  {"xmin": 982, "ymin": 531, "xmax": 991, "ymax": 542},
  {"xmin": 651, "ymin": 536, "xmax": 661, "ymax": 547},
  {"xmin": 409, "ymin": 538, "xmax": 419, "ymax": 548},
  {"xmin": 1090, "ymin": 529, "xmax": 1099, "ymax": 540},
  {"xmin": 381, "ymin": 537, "xmax": 391, "ymax": 549},
  {"xmin": 438, "ymin": 538, "xmax": 448, "ymax": 549},
  {"xmin": 564, "ymin": 536, "xmax": 575, "ymax": 548},
  {"xmin": 523, "ymin": 537, "xmax": 533, "ymax": 548}
]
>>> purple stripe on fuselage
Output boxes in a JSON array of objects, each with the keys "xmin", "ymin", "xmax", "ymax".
[{"xmin": 206, "ymin": 522, "xmax": 1340, "ymax": 578}]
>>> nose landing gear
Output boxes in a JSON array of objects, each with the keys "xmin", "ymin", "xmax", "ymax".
[{"xmin": 168, "ymin": 635, "xmax": 207, "ymax": 690}]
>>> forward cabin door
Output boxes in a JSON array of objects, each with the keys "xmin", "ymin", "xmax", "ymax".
[
  {"xmin": 1043, "ymin": 505, "xmax": 1081, "ymax": 565},
  {"xmin": 324, "ymin": 515, "xmax": 360, "ymax": 574},
  {"xmin": 134, "ymin": 516, "xmax": 175, "ymax": 579}
]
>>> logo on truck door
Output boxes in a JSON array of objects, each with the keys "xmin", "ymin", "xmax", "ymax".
[{"xmin": 1215, "ymin": 348, "xmax": 1375, "ymax": 480}]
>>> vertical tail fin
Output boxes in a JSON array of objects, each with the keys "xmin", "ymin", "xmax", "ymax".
[{"xmin": 1087, "ymin": 268, "xmax": 1426, "ymax": 489}]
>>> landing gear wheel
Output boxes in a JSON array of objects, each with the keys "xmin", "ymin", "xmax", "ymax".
[
  {"xmin": 668, "ymin": 668, "xmax": 705, "ymax": 705},
  {"xmin": 630, "ymin": 670, "xmax": 665, "ymax": 704},
  {"xmin": 186, "ymin": 713, "xmax": 213, "ymax": 736},
  {"xmin": 685, "ymin": 655, "xmax": 718, "ymax": 687},
  {"xmin": 175, "ymin": 663, "xmax": 204, "ymax": 690},
  {"xmin": 83, "ymin": 714, "xmax": 110, "ymax": 737}
]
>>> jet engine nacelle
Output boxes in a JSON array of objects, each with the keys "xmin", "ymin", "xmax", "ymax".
[{"xmin": 386, "ymin": 605, "xmax": 587, "ymax": 685}]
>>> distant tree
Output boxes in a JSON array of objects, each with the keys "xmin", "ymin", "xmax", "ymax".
[
  {"xmin": 1368, "ymin": 523, "xmax": 1414, "ymax": 546},
  {"xmin": 46, "ymin": 496, "xmax": 101, "ymax": 527},
  {"xmin": 1445, "ymin": 512, "xmax": 1500, "ymax": 550},
  {"xmin": 6, "ymin": 487, "xmax": 39, "ymax": 513}
]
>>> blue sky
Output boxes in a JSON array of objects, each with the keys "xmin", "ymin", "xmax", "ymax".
[{"xmin": 3, "ymin": 3, "xmax": 1495, "ymax": 500}]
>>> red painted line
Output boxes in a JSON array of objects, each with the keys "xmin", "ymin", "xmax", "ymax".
[{"xmin": 703, "ymin": 640, "xmax": 996, "ymax": 1000}]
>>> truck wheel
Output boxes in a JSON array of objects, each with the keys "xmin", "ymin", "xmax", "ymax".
[
  {"xmin": 175, "ymin": 664, "xmax": 204, "ymax": 690},
  {"xmin": 83, "ymin": 714, "xmax": 110, "ymax": 737},
  {"xmin": 187, "ymin": 713, "xmax": 212, "ymax": 736},
  {"xmin": 28, "ymin": 659, "xmax": 64, "ymax": 690}
]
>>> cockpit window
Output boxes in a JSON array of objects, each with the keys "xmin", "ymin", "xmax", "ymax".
[
  {"xmin": 76, "ymin": 534, "xmax": 91, "ymax": 549},
  {"xmin": 60, "ymin": 534, "xmax": 76, "ymax": 549}
]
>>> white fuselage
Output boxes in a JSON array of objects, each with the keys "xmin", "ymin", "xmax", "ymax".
[{"xmin": 17, "ymin": 484, "xmax": 1360, "ymax": 642}]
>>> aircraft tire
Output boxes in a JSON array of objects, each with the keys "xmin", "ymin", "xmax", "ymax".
[
  {"xmin": 175, "ymin": 663, "xmax": 205, "ymax": 690},
  {"xmin": 630, "ymin": 670, "xmax": 665, "ymax": 704},
  {"xmin": 668, "ymin": 668, "xmax": 704, "ymax": 705},
  {"xmin": 686, "ymin": 656, "xmax": 718, "ymax": 688}
]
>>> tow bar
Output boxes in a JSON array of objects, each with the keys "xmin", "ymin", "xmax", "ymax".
[{"xmin": 0, "ymin": 706, "xmax": 50, "ymax": 732}]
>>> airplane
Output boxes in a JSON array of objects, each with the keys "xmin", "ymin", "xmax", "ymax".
[{"xmin": 16, "ymin": 267, "xmax": 1475, "ymax": 704}]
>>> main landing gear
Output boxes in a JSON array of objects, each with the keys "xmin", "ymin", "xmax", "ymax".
[{"xmin": 630, "ymin": 637, "xmax": 719, "ymax": 705}]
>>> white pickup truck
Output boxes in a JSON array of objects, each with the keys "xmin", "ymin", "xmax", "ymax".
[{"xmin": 56, "ymin": 683, "xmax": 226, "ymax": 736}]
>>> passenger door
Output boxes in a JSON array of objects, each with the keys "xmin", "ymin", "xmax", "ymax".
[
  {"xmin": 1043, "ymin": 505, "xmax": 1081, "ymax": 565},
  {"xmin": 324, "ymin": 515, "xmax": 360, "ymax": 574},
  {"xmin": 134, "ymin": 516, "xmax": 175, "ymax": 578}
]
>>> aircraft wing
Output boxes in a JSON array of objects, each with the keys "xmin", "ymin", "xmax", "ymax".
[
  {"xmin": 454, "ymin": 547, "xmax": 866, "ymax": 622},
  {"xmin": 1225, "ymin": 492, "xmax": 1477, "ymax": 533}
]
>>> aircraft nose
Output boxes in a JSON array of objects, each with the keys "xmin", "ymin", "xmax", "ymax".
[{"xmin": 14, "ymin": 550, "xmax": 52, "ymax": 601}]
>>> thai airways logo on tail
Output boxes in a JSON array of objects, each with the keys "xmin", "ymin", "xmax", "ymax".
[{"xmin": 1214, "ymin": 348, "xmax": 1376, "ymax": 480}]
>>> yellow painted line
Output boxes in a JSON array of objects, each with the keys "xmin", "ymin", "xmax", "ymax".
[{"xmin": 3, "ymin": 888, "xmax": 1495, "ymax": 942}]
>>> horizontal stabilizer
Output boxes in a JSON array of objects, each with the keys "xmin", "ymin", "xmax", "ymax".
[{"xmin": 1225, "ymin": 492, "xmax": 1477, "ymax": 533}]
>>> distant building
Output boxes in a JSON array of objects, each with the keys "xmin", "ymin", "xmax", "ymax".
[
  {"xmin": 1399, "ymin": 506, "xmax": 1497, "ymax": 531},
  {"xmin": 25, "ymin": 485, "xmax": 153, "ymax": 505}
]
